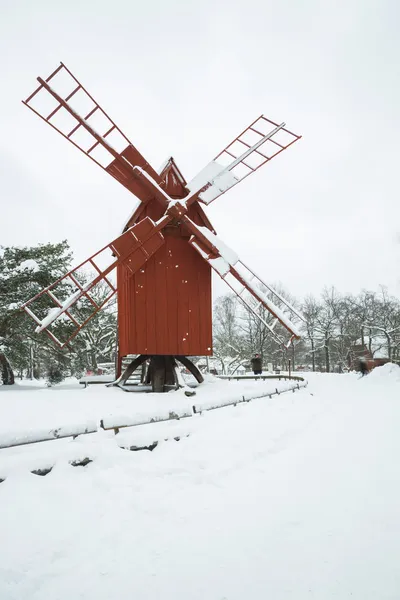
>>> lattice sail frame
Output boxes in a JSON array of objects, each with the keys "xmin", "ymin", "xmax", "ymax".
[
  {"xmin": 183, "ymin": 218, "xmax": 306, "ymax": 347},
  {"xmin": 23, "ymin": 62, "xmax": 131, "ymax": 170},
  {"xmin": 186, "ymin": 116, "xmax": 301, "ymax": 206},
  {"xmin": 21, "ymin": 217, "xmax": 167, "ymax": 348},
  {"xmin": 23, "ymin": 62, "xmax": 164, "ymax": 204}
]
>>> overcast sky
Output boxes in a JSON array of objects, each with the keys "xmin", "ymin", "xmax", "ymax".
[{"xmin": 0, "ymin": 0, "xmax": 399, "ymax": 301}]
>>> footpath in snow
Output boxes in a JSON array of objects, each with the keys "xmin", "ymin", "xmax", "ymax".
[{"xmin": 0, "ymin": 365, "xmax": 399, "ymax": 599}]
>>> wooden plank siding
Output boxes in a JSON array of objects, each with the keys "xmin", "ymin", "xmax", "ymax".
[{"xmin": 117, "ymin": 235, "xmax": 212, "ymax": 356}]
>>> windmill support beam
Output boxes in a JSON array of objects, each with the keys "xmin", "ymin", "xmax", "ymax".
[{"xmin": 111, "ymin": 355, "xmax": 203, "ymax": 393}]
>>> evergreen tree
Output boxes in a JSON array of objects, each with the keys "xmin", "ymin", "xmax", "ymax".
[
  {"xmin": 46, "ymin": 361, "xmax": 66, "ymax": 386},
  {"xmin": 0, "ymin": 241, "xmax": 72, "ymax": 382}
]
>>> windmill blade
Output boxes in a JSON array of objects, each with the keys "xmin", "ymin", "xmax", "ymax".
[
  {"xmin": 182, "ymin": 216, "xmax": 305, "ymax": 345},
  {"xmin": 23, "ymin": 62, "xmax": 164, "ymax": 205},
  {"xmin": 185, "ymin": 116, "xmax": 301, "ymax": 207},
  {"xmin": 21, "ymin": 216, "xmax": 171, "ymax": 348}
]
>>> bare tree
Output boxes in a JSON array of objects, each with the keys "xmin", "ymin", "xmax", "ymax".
[
  {"xmin": 213, "ymin": 295, "xmax": 243, "ymax": 374},
  {"xmin": 362, "ymin": 287, "xmax": 400, "ymax": 361}
]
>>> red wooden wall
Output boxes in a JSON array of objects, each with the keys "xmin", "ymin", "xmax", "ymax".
[{"xmin": 117, "ymin": 233, "xmax": 212, "ymax": 356}]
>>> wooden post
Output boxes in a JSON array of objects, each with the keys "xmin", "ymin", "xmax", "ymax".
[{"xmin": 288, "ymin": 358, "xmax": 291, "ymax": 378}]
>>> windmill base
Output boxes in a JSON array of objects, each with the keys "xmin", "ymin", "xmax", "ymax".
[{"xmin": 114, "ymin": 355, "xmax": 204, "ymax": 394}]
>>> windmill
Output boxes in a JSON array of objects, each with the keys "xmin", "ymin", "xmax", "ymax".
[{"xmin": 21, "ymin": 62, "xmax": 305, "ymax": 393}]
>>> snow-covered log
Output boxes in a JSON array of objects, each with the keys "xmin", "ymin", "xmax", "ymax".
[{"xmin": 0, "ymin": 422, "xmax": 97, "ymax": 449}]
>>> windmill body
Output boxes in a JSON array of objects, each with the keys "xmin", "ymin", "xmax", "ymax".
[
  {"xmin": 118, "ymin": 158, "xmax": 213, "ymax": 360},
  {"xmin": 21, "ymin": 62, "xmax": 305, "ymax": 392}
]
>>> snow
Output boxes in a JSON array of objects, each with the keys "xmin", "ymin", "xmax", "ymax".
[
  {"xmin": 35, "ymin": 288, "xmax": 83, "ymax": 332},
  {"xmin": 209, "ymin": 255, "xmax": 230, "ymax": 276},
  {"xmin": 187, "ymin": 160, "xmax": 240, "ymax": 204},
  {"xmin": 0, "ymin": 421, "xmax": 97, "ymax": 450},
  {"xmin": 6, "ymin": 302, "xmax": 19, "ymax": 311},
  {"xmin": 365, "ymin": 361, "xmax": 400, "ymax": 380},
  {"xmin": 1, "ymin": 368, "xmax": 400, "ymax": 599},
  {"xmin": 35, "ymin": 275, "xmax": 96, "ymax": 332},
  {"xmin": 191, "ymin": 222, "xmax": 239, "ymax": 265},
  {"xmin": 187, "ymin": 159, "xmax": 225, "ymax": 191},
  {"xmin": 16, "ymin": 259, "xmax": 40, "ymax": 272}
]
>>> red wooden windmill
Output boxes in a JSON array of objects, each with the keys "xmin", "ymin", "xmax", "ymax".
[{"xmin": 21, "ymin": 62, "xmax": 305, "ymax": 392}]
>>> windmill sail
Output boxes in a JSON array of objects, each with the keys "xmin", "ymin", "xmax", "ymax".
[
  {"xmin": 183, "ymin": 217, "xmax": 305, "ymax": 345},
  {"xmin": 21, "ymin": 216, "xmax": 168, "ymax": 348},
  {"xmin": 186, "ymin": 115, "xmax": 301, "ymax": 206},
  {"xmin": 23, "ymin": 62, "xmax": 163, "ymax": 204}
]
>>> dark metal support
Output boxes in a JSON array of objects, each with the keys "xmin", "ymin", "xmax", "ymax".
[
  {"xmin": 112, "ymin": 354, "xmax": 204, "ymax": 392},
  {"xmin": 111, "ymin": 354, "xmax": 149, "ymax": 387},
  {"xmin": 175, "ymin": 356, "xmax": 204, "ymax": 383}
]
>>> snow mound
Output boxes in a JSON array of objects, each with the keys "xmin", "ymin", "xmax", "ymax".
[{"xmin": 368, "ymin": 362, "xmax": 400, "ymax": 381}]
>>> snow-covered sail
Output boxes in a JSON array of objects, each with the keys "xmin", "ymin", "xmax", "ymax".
[{"xmin": 186, "ymin": 116, "xmax": 301, "ymax": 206}]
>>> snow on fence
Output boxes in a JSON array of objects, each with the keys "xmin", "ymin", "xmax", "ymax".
[
  {"xmin": 100, "ymin": 407, "xmax": 193, "ymax": 432},
  {"xmin": 192, "ymin": 380, "xmax": 307, "ymax": 413},
  {"xmin": 0, "ymin": 421, "xmax": 98, "ymax": 450},
  {"xmin": 101, "ymin": 379, "xmax": 307, "ymax": 431},
  {"xmin": 218, "ymin": 374, "xmax": 305, "ymax": 382}
]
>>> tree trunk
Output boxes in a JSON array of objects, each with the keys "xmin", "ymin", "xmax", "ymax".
[
  {"xmin": 311, "ymin": 338, "xmax": 315, "ymax": 372},
  {"xmin": 33, "ymin": 361, "xmax": 40, "ymax": 380},
  {"xmin": 0, "ymin": 353, "xmax": 15, "ymax": 385},
  {"xmin": 385, "ymin": 332, "xmax": 392, "ymax": 361},
  {"xmin": 324, "ymin": 334, "xmax": 330, "ymax": 373},
  {"xmin": 90, "ymin": 351, "xmax": 98, "ymax": 372}
]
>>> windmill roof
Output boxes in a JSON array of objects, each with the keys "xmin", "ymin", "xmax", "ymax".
[{"xmin": 158, "ymin": 157, "xmax": 187, "ymax": 186}]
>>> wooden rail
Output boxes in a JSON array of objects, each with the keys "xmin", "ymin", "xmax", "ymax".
[{"xmin": 217, "ymin": 374, "xmax": 305, "ymax": 382}]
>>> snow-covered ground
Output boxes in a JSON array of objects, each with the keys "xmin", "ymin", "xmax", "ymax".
[
  {"xmin": 0, "ymin": 366, "xmax": 399, "ymax": 599},
  {"xmin": 0, "ymin": 375, "xmax": 304, "ymax": 448}
]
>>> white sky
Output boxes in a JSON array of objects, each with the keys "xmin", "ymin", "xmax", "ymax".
[{"xmin": 0, "ymin": 0, "xmax": 399, "ymax": 300}]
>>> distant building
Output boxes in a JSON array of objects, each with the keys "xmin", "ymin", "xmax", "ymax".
[{"xmin": 346, "ymin": 343, "xmax": 389, "ymax": 371}]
